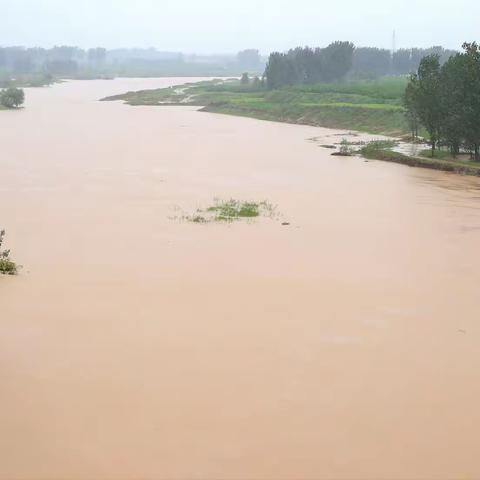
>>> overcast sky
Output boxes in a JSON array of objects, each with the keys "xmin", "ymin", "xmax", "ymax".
[{"xmin": 2, "ymin": 0, "xmax": 478, "ymax": 53}]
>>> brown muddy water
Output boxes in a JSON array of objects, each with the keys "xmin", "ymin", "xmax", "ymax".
[{"xmin": 1, "ymin": 78, "xmax": 480, "ymax": 480}]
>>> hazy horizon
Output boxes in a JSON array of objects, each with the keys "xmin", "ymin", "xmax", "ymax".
[{"xmin": 3, "ymin": 0, "xmax": 478, "ymax": 54}]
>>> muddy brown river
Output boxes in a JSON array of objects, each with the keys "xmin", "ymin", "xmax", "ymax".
[{"xmin": 1, "ymin": 78, "xmax": 479, "ymax": 479}]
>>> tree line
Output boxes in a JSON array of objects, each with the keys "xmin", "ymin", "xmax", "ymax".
[
  {"xmin": 353, "ymin": 46, "xmax": 456, "ymax": 79},
  {"xmin": 0, "ymin": 46, "xmax": 107, "ymax": 76},
  {"xmin": 263, "ymin": 43, "xmax": 456, "ymax": 89},
  {"xmin": 0, "ymin": 46, "xmax": 263, "ymax": 79},
  {"xmin": 404, "ymin": 42, "xmax": 480, "ymax": 161},
  {"xmin": 264, "ymin": 42, "xmax": 355, "ymax": 89}
]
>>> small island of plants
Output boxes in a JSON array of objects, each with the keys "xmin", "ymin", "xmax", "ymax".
[
  {"xmin": 0, "ymin": 230, "xmax": 18, "ymax": 275},
  {"xmin": 181, "ymin": 199, "xmax": 277, "ymax": 223}
]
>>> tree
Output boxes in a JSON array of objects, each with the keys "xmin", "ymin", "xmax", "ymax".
[
  {"xmin": 438, "ymin": 53, "xmax": 465, "ymax": 157},
  {"xmin": 405, "ymin": 43, "xmax": 480, "ymax": 161},
  {"xmin": 264, "ymin": 52, "xmax": 291, "ymax": 89},
  {"xmin": 321, "ymin": 41, "xmax": 355, "ymax": 82},
  {"xmin": 0, "ymin": 87, "xmax": 25, "ymax": 108},
  {"xmin": 264, "ymin": 42, "xmax": 354, "ymax": 89},
  {"xmin": 353, "ymin": 47, "xmax": 390, "ymax": 78},
  {"xmin": 408, "ymin": 55, "xmax": 443, "ymax": 156},
  {"xmin": 458, "ymin": 42, "xmax": 480, "ymax": 161},
  {"xmin": 237, "ymin": 49, "xmax": 261, "ymax": 69},
  {"xmin": 404, "ymin": 79, "xmax": 420, "ymax": 140},
  {"xmin": 88, "ymin": 47, "xmax": 107, "ymax": 65},
  {"xmin": 240, "ymin": 72, "xmax": 250, "ymax": 85}
]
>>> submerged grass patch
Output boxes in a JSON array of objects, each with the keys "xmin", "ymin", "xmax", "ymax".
[
  {"xmin": 0, "ymin": 258, "xmax": 17, "ymax": 275},
  {"xmin": 182, "ymin": 199, "xmax": 277, "ymax": 223},
  {"xmin": 0, "ymin": 230, "xmax": 18, "ymax": 275}
]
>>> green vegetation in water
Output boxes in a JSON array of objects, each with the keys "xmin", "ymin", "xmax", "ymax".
[
  {"xmin": 101, "ymin": 77, "xmax": 410, "ymax": 136},
  {"xmin": 337, "ymin": 138, "xmax": 355, "ymax": 156},
  {"xmin": 182, "ymin": 199, "xmax": 277, "ymax": 223},
  {"xmin": 0, "ymin": 230, "xmax": 18, "ymax": 275}
]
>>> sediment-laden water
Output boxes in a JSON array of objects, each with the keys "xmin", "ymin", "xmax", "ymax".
[{"xmin": 1, "ymin": 78, "xmax": 479, "ymax": 479}]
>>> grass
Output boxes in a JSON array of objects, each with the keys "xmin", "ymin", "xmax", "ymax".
[
  {"xmin": 0, "ymin": 230, "xmax": 18, "ymax": 275},
  {"xmin": 0, "ymin": 258, "xmax": 17, "ymax": 275},
  {"xmin": 360, "ymin": 142, "xmax": 480, "ymax": 176},
  {"xmin": 101, "ymin": 77, "xmax": 411, "ymax": 136},
  {"xmin": 419, "ymin": 149, "xmax": 461, "ymax": 160},
  {"xmin": 182, "ymin": 199, "xmax": 277, "ymax": 223}
]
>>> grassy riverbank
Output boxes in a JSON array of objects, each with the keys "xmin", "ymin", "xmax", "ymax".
[
  {"xmin": 102, "ymin": 77, "xmax": 410, "ymax": 136},
  {"xmin": 102, "ymin": 77, "xmax": 480, "ymax": 176},
  {"xmin": 361, "ymin": 142, "xmax": 480, "ymax": 176}
]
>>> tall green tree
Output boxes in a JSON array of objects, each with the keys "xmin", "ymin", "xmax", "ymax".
[
  {"xmin": 439, "ymin": 53, "xmax": 466, "ymax": 157},
  {"xmin": 408, "ymin": 55, "xmax": 443, "ymax": 156},
  {"xmin": 321, "ymin": 41, "xmax": 355, "ymax": 82},
  {"xmin": 459, "ymin": 42, "xmax": 480, "ymax": 161},
  {"xmin": 404, "ymin": 79, "xmax": 420, "ymax": 140}
]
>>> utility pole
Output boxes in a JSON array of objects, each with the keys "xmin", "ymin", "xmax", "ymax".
[{"xmin": 390, "ymin": 30, "xmax": 396, "ymax": 75}]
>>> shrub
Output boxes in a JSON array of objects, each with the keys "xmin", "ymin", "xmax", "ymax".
[
  {"xmin": 0, "ymin": 87, "xmax": 25, "ymax": 108},
  {"xmin": 339, "ymin": 138, "xmax": 354, "ymax": 155}
]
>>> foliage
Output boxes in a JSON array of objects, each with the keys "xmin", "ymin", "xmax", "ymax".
[
  {"xmin": 418, "ymin": 149, "xmax": 453, "ymax": 159},
  {"xmin": 0, "ymin": 230, "xmax": 17, "ymax": 275},
  {"xmin": 240, "ymin": 72, "xmax": 250, "ymax": 85},
  {"xmin": 0, "ymin": 87, "xmax": 25, "ymax": 108},
  {"xmin": 405, "ymin": 42, "xmax": 480, "ymax": 160},
  {"xmin": 183, "ymin": 199, "xmax": 276, "ymax": 223},
  {"xmin": 406, "ymin": 55, "xmax": 442, "ymax": 156},
  {"xmin": 404, "ymin": 81, "xmax": 420, "ymax": 139},
  {"xmin": 264, "ymin": 42, "xmax": 354, "ymax": 89},
  {"xmin": 339, "ymin": 138, "xmax": 354, "ymax": 155},
  {"xmin": 0, "ymin": 44, "xmax": 458, "ymax": 84},
  {"xmin": 360, "ymin": 141, "xmax": 480, "ymax": 176},
  {"xmin": 0, "ymin": 45, "xmax": 265, "ymax": 82}
]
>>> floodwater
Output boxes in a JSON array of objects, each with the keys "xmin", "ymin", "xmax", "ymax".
[{"xmin": 1, "ymin": 78, "xmax": 480, "ymax": 480}]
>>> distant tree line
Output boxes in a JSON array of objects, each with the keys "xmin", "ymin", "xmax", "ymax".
[
  {"xmin": 404, "ymin": 42, "xmax": 480, "ymax": 161},
  {"xmin": 353, "ymin": 46, "xmax": 456, "ymax": 79},
  {"xmin": 263, "ymin": 43, "xmax": 457, "ymax": 89},
  {"xmin": 0, "ymin": 46, "xmax": 106, "ymax": 76},
  {"xmin": 264, "ymin": 42, "xmax": 355, "ymax": 89},
  {"xmin": 0, "ymin": 46, "xmax": 264, "ymax": 80}
]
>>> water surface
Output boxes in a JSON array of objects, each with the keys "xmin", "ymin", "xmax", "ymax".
[{"xmin": 1, "ymin": 78, "xmax": 480, "ymax": 479}]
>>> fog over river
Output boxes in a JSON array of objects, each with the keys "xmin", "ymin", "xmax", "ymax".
[{"xmin": 1, "ymin": 78, "xmax": 480, "ymax": 479}]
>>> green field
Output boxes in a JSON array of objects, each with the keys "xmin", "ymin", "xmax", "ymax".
[{"xmin": 102, "ymin": 77, "xmax": 410, "ymax": 136}]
